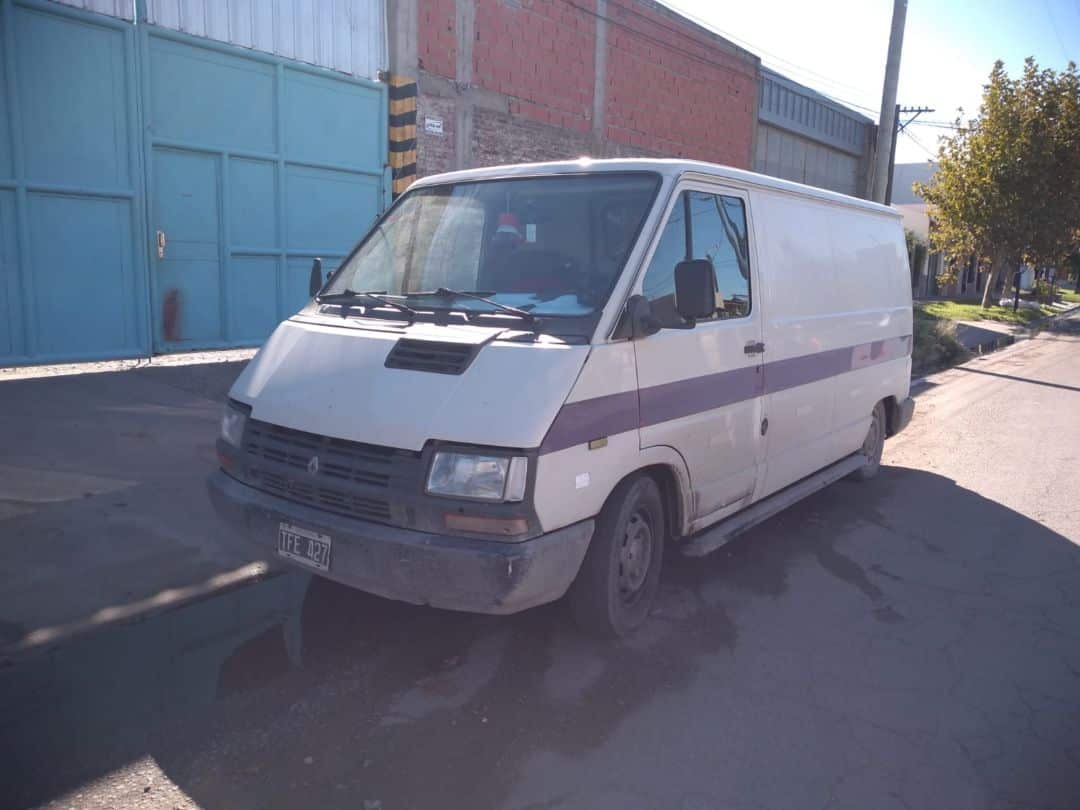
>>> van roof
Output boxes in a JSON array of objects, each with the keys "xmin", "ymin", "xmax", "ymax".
[{"xmin": 411, "ymin": 158, "xmax": 900, "ymax": 218}]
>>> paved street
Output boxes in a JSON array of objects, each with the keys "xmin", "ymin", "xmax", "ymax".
[
  {"xmin": 14, "ymin": 313, "xmax": 1080, "ymax": 810},
  {"xmin": 0, "ymin": 350, "xmax": 265, "ymax": 652}
]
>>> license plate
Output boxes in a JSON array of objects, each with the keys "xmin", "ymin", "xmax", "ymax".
[{"xmin": 277, "ymin": 522, "xmax": 331, "ymax": 572}]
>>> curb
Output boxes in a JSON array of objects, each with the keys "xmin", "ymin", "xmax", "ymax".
[{"xmin": 911, "ymin": 300, "xmax": 1079, "ymax": 384}]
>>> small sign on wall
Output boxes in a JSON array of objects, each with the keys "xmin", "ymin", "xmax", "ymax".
[{"xmin": 424, "ymin": 117, "xmax": 444, "ymax": 136}]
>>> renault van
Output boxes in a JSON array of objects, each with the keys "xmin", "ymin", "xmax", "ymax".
[{"xmin": 209, "ymin": 159, "xmax": 914, "ymax": 636}]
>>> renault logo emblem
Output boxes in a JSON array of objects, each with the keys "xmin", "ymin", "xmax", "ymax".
[{"xmin": 307, "ymin": 455, "xmax": 320, "ymax": 475}]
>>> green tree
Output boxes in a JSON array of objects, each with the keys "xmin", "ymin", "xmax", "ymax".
[{"xmin": 915, "ymin": 59, "xmax": 1080, "ymax": 308}]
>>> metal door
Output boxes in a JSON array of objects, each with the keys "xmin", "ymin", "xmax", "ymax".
[
  {"xmin": 152, "ymin": 149, "xmax": 222, "ymax": 346},
  {"xmin": 633, "ymin": 182, "xmax": 767, "ymax": 527},
  {"xmin": 143, "ymin": 29, "xmax": 388, "ymax": 352}
]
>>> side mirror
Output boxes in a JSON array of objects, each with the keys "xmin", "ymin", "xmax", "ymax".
[
  {"xmin": 674, "ymin": 259, "xmax": 716, "ymax": 322},
  {"xmin": 625, "ymin": 294, "xmax": 661, "ymax": 338},
  {"xmin": 308, "ymin": 257, "xmax": 323, "ymax": 297}
]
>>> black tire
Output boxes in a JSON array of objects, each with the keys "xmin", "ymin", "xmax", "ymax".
[
  {"xmin": 850, "ymin": 401, "xmax": 886, "ymax": 481},
  {"xmin": 568, "ymin": 474, "xmax": 665, "ymax": 638}
]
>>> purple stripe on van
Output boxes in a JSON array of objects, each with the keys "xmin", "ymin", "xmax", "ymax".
[
  {"xmin": 765, "ymin": 336, "xmax": 910, "ymax": 394},
  {"xmin": 540, "ymin": 389, "xmax": 639, "ymax": 454},
  {"xmin": 639, "ymin": 364, "xmax": 764, "ymax": 426},
  {"xmin": 538, "ymin": 335, "xmax": 911, "ymax": 454}
]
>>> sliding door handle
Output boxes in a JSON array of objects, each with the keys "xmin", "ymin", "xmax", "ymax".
[{"xmin": 744, "ymin": 341, "xmax": 765, "ymax": 355}]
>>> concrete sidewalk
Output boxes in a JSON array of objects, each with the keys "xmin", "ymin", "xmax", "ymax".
[
  {"xmin": 952, "ymin": 300, "xmax": 1080, "ymax": 355},
  {"xmin": 0, "ymin": 351, "xmax": 277, "ymax": 658}
]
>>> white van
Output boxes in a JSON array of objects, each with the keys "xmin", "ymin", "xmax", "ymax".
[{"xmin": 209, "ymin": 159, "xmax": 914, "ymax": 636}]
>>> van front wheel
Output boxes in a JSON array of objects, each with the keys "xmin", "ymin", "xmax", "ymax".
[
  {"xmin": 569, "ymin": 474, "xmax": 665, "ymax": 638},
  {"xmin": 850, "ymin": 401, "xmax": 886, "ymax": 481}
]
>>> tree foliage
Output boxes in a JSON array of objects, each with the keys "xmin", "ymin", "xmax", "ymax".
[{"xmin": 914, "ymin": 58, "xmax": 1080, "ymax": 306}]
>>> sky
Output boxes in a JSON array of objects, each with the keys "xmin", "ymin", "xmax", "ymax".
[{"xmin": 657, "ymin": 0, "xmax": 1080, "ymax": 165}]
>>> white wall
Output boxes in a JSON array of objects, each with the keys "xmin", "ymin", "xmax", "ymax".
[
  {"xmin": 51, "ymin": 0, "xmax": 387, "ymax": 79},
  {"xmin": 146, "ymin": 0, "xmax": 386, "ymax": 78},
  {"xmin": 895, "ymin": 203, "xmax": 929, "ymax": 241},
  {"xmin": 51, "ymin": 0, "xmax": 134, "ymax": 20}
]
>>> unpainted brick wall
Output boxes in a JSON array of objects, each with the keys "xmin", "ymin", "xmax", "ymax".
[
  {"xmin": 473, "ymin": 0, "xmax": 596, "ymax": 133},
  {"xmin": 419, "ymin": 0, "xmax": 456, "ymax": 78},
  {"xmin": 416, "ymin": 95, "xmax": 457, "ymax": 176},
  {"xmin": 472, "ymin": 107, "xmax": 594, "ymax": 167},
  {"xmin": 603, "ymin": 1, "xmax": 756, "ymax": 165},
  {"xmin": 414, "ymin": 0, "xmax": 758, "ymax": 175}
]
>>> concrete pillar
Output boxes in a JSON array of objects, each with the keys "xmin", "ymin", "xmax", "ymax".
[
  {"xmin": 386, "ymin": 0, "xmax": 419, "ymax": 196},
  {"xmin": 592, "ymin": 0, "xmax": 607, "ymax": 145},
  {"xmin": 386, "ymin": 0, "xmax": 417, "ymax": 77},
  {"xmin": 454, "ymin": 0, "xmax": 475, "ymax": 170}
]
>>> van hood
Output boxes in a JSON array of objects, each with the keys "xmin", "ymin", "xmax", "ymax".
[{"xmin": 229, "ymin": 318, "xmax": 590, "ymax": 451}]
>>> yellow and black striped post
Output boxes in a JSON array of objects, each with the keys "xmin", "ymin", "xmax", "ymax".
[{"xmin": 388, "ymin": 76, "xmax": 418, "ymax": 197}]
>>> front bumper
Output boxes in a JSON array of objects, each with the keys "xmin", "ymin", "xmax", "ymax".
[
  {"xmin": 889, "ymin": 396, "xmax": 916, "ymax": 436},
  {"xmin": 207, "ymin": 470, "xmax": 593, "ymax": 615}
]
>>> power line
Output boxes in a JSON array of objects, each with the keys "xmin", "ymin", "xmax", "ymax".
[
  {"xmin": 903, "ymin": 129, "xmax": 938, "ymax": 158},
  {"xmin": 651, "ymin": 0, "xmax": 876, "ymax": 101},
  {"xmin": 909, "ymin": 120, "xmax": 961, "ymax": 130},
  {"xmin": 1043, "ymin": 0, "xmax": 1071, "ymax": 62},
  {"xmin": 568, "ymin": 0, "xmax": 886, "ymax": 122},
  {"xmin": 562, "ymin": 0, "xmax": 758, "ymax": 84},
  {"xmin": 816, "ymin": 92, "xmax": 881, "ymax": 117}
]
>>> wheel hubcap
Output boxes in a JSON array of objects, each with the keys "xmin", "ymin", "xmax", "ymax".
[{"xmin": 618, "ymin": 511, "xmax": 653, "ymax": 603}]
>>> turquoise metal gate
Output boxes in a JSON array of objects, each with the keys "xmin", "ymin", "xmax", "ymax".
[
  {"xmin": 0, "ymin": 0, "xmax": 388, "ymax": 364},
  {"xmin": 0, "ymin": 0, "xmax": 149, "ymax": 364},
  {"xmin": 143, "ymin": 28, "xmax": 388, "ymax": 352}
]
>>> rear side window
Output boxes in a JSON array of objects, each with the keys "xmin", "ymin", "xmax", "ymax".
[{"xmin": 641, "ymin": 190, "xmax": 751, "ymax": 327}]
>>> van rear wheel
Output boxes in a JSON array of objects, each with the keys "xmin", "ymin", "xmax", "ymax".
[
  {"xmin": 850, "ymin": 401, "xmax": 886, "ymax": 481},
  {"xmin": 569, "ymin": 474, "xmax": 665, "ymax": 638}
]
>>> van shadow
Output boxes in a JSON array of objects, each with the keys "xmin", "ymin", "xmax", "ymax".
[{"xmin": 137, "ymin": 464, "xmax": 1080, "ymax": 810}]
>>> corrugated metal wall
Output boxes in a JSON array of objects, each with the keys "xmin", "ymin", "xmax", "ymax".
[
  {"xmin": 146, "ymin": 0, "xmax": 385, "ymax": 78},
  {"xmin": 755, "ymin": 68, "xmax": 874, "ymax": 199},
  {"xmin": 755, "ymin": 125, "xmax": 859, "ymax": 197},
  {"xmin": 51, "ymin": 0, "xmax": 132, "ymax": 20}
]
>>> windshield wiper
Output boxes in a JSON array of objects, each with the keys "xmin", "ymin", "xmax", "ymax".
[
  {"xmin": 317, "ymin": 289, "xmax": 417, "ymax": 322},
  {"xmin": 406, "ymin": 288, "xmax": 537, "ymax": 323}
]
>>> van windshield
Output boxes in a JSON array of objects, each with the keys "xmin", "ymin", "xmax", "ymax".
[{"xmin": 324, "ymin": 172, "xmax": 660, "ymax": 318}]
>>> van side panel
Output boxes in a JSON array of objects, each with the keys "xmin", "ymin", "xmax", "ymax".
[
  {"xmin": 534, "ymin": 343, "xmax": 641, "ymax": 533},
  {"xmin": 751, "ymin": 189, "xmax": 911, "ymax": 497},
  {"xmin": 827, "ymin": 205, "xmax": 913, "ymax": 456},
  {"xmin": 753, "ymin": 192, "xmax": 841, "ymax": 495}
]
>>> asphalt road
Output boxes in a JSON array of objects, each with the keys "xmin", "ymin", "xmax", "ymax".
[{"xmin": 26, "ymin": 314, "xmax": 1080, "ymax": 810}]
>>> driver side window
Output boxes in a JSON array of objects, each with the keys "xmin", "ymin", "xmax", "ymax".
[{"xmin": 641, "ymin": 190, "xmax": 751, "ymax": 327}]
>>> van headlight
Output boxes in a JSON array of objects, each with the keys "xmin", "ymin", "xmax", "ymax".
[
  {"xmin": 220, "ymin": 400, "xmax": 249, "ymax": 448},
  {"xmin": 426, "ymin": 451, "xmax": 528, "ymax": 502}
]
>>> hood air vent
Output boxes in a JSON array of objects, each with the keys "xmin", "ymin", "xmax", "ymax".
[{"xmin": 384, "ymin": 338, "xmax": 479, "ymax": 375}]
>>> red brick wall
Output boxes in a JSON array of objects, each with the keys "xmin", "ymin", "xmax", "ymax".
[
  {"xmin": 473, "ymin": 0, "xmax": 596, "ymax": 133},
  {"xmin": 415, "ymin": 0, "xmax": 759, "ymax": 175},
  {"xmin": 604, "ymin": 1, "xmax": 757, "ymax": 165},
  {"xmin": 419, "ymin": 0, "xmax": 457, "ymax": 79}
]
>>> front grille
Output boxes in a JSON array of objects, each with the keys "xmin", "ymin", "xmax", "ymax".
[
  {"xmin": 242, "ymin": 419, "xmax": 420, "ymax": 524},
  {"xmin": 384, "ymin": 338, "xmax": 477, "ymax": 375}
]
